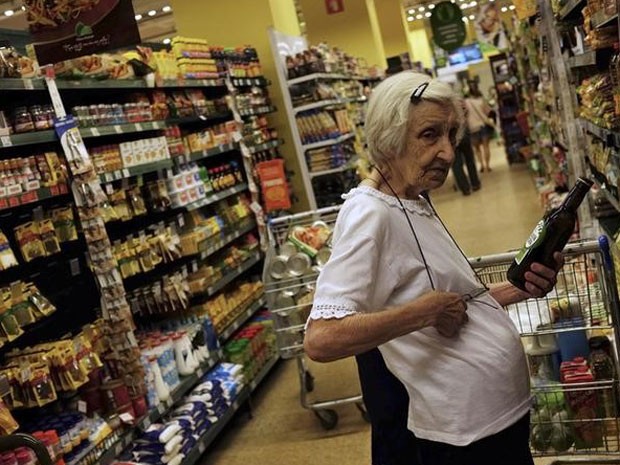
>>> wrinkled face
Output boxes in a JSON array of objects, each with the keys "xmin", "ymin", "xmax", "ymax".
[{"xmin": 390, "ymin": 100, "xmax": 459, "ymax": 196}]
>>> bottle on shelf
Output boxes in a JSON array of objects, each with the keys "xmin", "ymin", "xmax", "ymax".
[{"xmin": 507, "ymin": 177, "xmax": 594, "ymax": 291}]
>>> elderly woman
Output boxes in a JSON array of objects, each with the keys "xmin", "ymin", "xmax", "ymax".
[{"xmin": 304, "ymin": 72, "xmax": 563, "ymax": 465}]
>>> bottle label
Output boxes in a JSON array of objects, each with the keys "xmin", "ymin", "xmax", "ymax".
[{"xmin": 514, "ymin": 220, "xmax": 546, "ymax": 265}]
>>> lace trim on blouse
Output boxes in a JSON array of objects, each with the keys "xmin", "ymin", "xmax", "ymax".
[
  {"xmin": 342, "ymin": 185, "xmax": 434, "ymax": 216},
  {"xmin": 309, "ymin": 298, "xmax": 359, "ymax": 320}
]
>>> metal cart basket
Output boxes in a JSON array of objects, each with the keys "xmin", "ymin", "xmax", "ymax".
[
  {"xmin": 263, "ymin": 206, "xmax": 366, "ymax": 430},
  {"xmin": 470, "ymin": 238, "xmax": 620, "ymax": 459}
]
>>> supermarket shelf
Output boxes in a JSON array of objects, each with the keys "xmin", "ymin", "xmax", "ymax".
[
  {"xmin": 592, "ymin": 11, "xmax": 618, "ymax": 29},
  {"xmin": 0, "ymin": 184, "xmax": 69, "ymax": 211},
  {"xmin": 176, "ymin": 142, "xmax": 239, "ymax": 164},
  {"xmin": 160, "ymin": 79, "xmax": 226, "ymax": 88},
  {"xmin": 0, "ymin": 78, "xmax": 228, "ymax": 91},
  {"xmin": 309, "ymin": 156, "xmax": 359, "ymax": 178},
  {"xmin": 238, "ymin": 105, "xmax": 277, "ymax": 117},
  {"xmin": 199, "ymin": 252, "xmax": 263, "ymax": 298},
  {"xmin": 589, "ymin": 166, "xmax": 620, "ymax": 213},
  {"xmin": 182, "ymin": 355, "xmax": 280, "ymax": 465},
  {"xmin": 99, "ymin": 159, "xmax": 174, "ymax": 183},
  {"xmin": 354, "ymin": 75, "xmax": 382, "ymax": 82},
  {"xmin": 198, "ymin": 220, "xmax": 258, "ymax": 261},
  {"xmin": 568, "ymin": 50, "xmax": 597, "ymax": 68},
  {"xmin": 579, "ymin": 118, "xmax": 620, "ymax": 145},
  {"xmin": 559, "ymin": 0, "xmax": 585, "ymax": 19},
  {"xmin": 186, "ymin": 183, "xmax": 249, "ymax": 212},
  {"xmin": 302, "ymin": 132, "xmax": 355, "ymax": 151},
  {"xmin": 231, "ymin": 77, "xmax": 270, "ymax": 87},
  {"xmin": 0, "ymin": 130, "xmax": 56, "ymax": 148},
  {"xmin": 246, "ymin": 139, "xmax": 280, "ymax": 154},
  {"xmin": 287, "ymin": 72, "xmax": 350, "ymax": 86},
  {"xmin": 80, "ymin": 121, "xmax": 166, "ymax": 138},
  {"xmin": 293, "ymin": 99, "xmax": 346, "ymax": 114},
  {"xmin": 218, "ymin": 297, "xmax": 266, "ymax": 342}
]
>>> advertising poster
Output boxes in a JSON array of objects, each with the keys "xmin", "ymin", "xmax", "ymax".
[
  {"xmin": 23, "ymin": 0, "xmax": 141, "ymax": 65},
  {"xmin": 475, "ymin": 3, "xmax": 509, "ymax": 51}
]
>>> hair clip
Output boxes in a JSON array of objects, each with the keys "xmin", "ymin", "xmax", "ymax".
[{"xmin": 410, "ymin": 82, "xmax": 430, "ymax": 103}]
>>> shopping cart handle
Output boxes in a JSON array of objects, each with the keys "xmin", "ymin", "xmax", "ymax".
[
  {"xmin": 0, "ymin": 433, "xmax": 53, "ymax": 465},
  {"xmin": 598, "ymin": 235, "xmax": 613, "ymax": 272}
]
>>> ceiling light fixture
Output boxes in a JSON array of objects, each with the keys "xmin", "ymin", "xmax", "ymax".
[
  {"xmin": 428, "ymin": 4, "xmax": 435, "ymax": 9},
  {"xmin": 162, "ymin": 5, "xmax": 172, "ymax": 13},
  {"xmin": 416, "ymin": 13, "xmax": 423, "ymax": 19},
  {"xmin": 147, "ymin": 9, "xmax": 157, "ymax": 16},
  {"xmin": 163, "ymin": 38, "xmax": 171, "ymax": 44},
  {"xmin": 509, "ymin": 5, "xmax": 516, "ymax": 10},
  {"xmin": 407, "ymin": 15, "xmax": 414, "ymax": 21},
  {"xmin": 462, "ymin": 16, "xmax": 468, "ymax": 22},
  {"xmin": 501, "ymin": 6, "xmax": 508, "ymax": 12},
  {"xmin": 135, "ymin": 14, "xmax": 142, "ymax": 20},
  {"xmin": 21, "ymin": 6, "xmax": 26, "ymax": 11},
  {"xmin": 469, "ymin": 1, "xmax": 477, "ymax": 6},
  {"xmin": 424, "ymin": 11, "xmax": 431, "ymax": 17},
  {"xmin": 408, "ymin": 9, "xmax": 414, "ymax": 14},
  {"xmin": 468, "ymin": 14, "xmax": 475, "ymax": 19},
  {"xmin": 4, "ymin": 9, "xmax": 14, "ymax": 16},
  {"xmin": 418, "ymin": 6, "xmax": 425, "ymax": 11},
  {"xmin": 460, "ymin": 3, "xmax": 468, "ymax": 9}
]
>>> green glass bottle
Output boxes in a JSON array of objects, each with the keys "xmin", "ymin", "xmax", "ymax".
[{"xmin": 507, "ymin": 177, "xmax": 594, "ymax": 291}]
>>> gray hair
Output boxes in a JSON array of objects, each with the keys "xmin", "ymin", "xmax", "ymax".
[{"xmin": 365, "ymin": 71, "xmax": 465, "ymax": 168}]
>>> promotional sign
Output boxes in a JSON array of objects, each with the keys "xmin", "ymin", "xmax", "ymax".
[
  {"xmin": 430, "ymin": 2, "xmax": 467, "ymax": 52},
  {"xmin": 23, "ymin": 0, "xmax": 141, "ymax": 65},
  {"xmin": 256, "ymin": 160, "xmax": 292, "ymax": 212},
  {"xmin": 475, "ymin": 3, "xmax": 509, "ymax": 51},
  {"xmin": 325, "ymin": 0, "xmax": 345, "ymax": 15}
]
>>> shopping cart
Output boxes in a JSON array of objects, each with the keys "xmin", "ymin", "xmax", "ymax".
[
  {"xmin": 263, "ymin": 206, "xmax": 367, "ymax": 430},
  {"xmin": 470, "ymin": 238, "xmax": 620, "ymax": 460},
  {"xmin": 0, "ymin": 434, "xmax": 53, "ymax": 465}
]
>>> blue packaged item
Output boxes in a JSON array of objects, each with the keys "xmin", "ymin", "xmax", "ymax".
[
  {"xmin": 202, "ymin": 318, "xmax": 220, "ymax": 351},
  {"xmin": 553, "ymin": 317, "xmax": 590, "ymax": 361}
]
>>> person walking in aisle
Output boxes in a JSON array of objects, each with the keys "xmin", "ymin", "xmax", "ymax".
[
  {"xmin": 465, "ymin": 85, "xmax": 493, "ymax": 172},
  {"xmin": 304, "ymin": 71, "xmax": 563, "ymax": 465},
  {"xmin": 451, "ymin": 129, "xmax": 481, "ymax": 195}
]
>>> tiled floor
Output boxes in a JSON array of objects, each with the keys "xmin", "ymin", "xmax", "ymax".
[{"xmin": 199, "ymin": 145, "xmax": 597, "ymax": 464}]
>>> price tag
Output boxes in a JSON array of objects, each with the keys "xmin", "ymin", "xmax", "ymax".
[
  {"xmin": 198, "ymin": 442, "xmax": 206, "ymax": 454},
  {"xmin": 114, "ymin": 442, "xmax": 124, "ymax": 455},
  {"xmin": 157, "ymin": 403, "xmax": 166, "ymax": 414},
  {"xmin": 91, "ymin": 127, "xmax": 100, "ymax": 137},
  {"xmin": 77, "ymin": 400, "xmax": 87, "ymax": 413},
  {"xmin": 191, "ymin": 261, "xmax": 199, "ymax": 273},
  {"xmin": 122, "ymin": 169, "xmax": 130, "ymax": 178},
  {"xmin": 69, "ymin": 258, "xmax": 81, "ymax": 276},
  {"xmin": 177, "ymin": 213, "xmax": 185, "ymax": 228},
  {"xmin": 135, "ymin": 123, "xmax": 144, "ymax": 132},
  {"xmin": 104, "ymin": 173, "xmax": 113, "ymax": 183},
  {"xmin": 105, "ymin": 184, "xmax": 114, "ymax": 195},
  {"xmin": 114, "ymin": 125, "xmax": 123, "ymax": 134},
  {"xmin": 24, "ymin": 79, "xmax": 34, "ymax": 90},
  {"xmin": 0, "ymin": 136, "xmax": 12, "ymax": 147}
]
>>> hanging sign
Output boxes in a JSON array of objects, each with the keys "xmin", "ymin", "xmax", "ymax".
[
  {"xmin": 430, "ymin": 2, "xmax": 466, "ymax": 52},
  {"xmin": 474, "ymin": 3, "xmax": 509, "ymax": 50},
  {"xmin": 23, "ymin": 0, "xmax": 141, "ymax": 66},
  {"xmin": 326, "ymin": 0, "xmax": 345, "ymax": 15}
]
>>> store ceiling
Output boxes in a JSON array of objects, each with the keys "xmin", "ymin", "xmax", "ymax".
[{"xmin": 0, "ymin": 0, "xmax": 177, "ymax": 43}]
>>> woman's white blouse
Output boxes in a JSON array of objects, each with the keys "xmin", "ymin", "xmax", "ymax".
[{"xmin": 309, "ymin": 186, "xmax": 531, "ymax": 446}]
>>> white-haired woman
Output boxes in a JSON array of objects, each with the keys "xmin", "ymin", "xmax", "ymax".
[{"xmin": 303, "ymin": 72, "xmax": 563, "ymax": 465}]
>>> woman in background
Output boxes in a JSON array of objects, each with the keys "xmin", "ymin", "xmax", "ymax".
[{"xmin": 465, "ymin": 87, "xmax": 493, "ymax": 172}]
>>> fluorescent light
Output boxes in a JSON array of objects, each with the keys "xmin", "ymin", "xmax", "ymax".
[
  {"xmin": 162, "ymin": 5, "xmax": 172, "ymax": 13},
  {"xmin": 469, "ymin": 1, "xmax": 477, "ymax": 6},
  {"xmin": 462, "ymin": 16, "xmax": 468, "ymax": 22},
  {"xmin": 148, "ymin": 9, "xmax": 157, "ymax": 16},
  {"xmin": 407, "ymin": 15, "xmax": 414, "ymax": 21},
  {"xmin": 468, "ymin": 14, "xmax": 475, "ymax": 19},
  {"xmin": 501, "ymin": 6, "xmax": 508, "ymax": 12},
  {"xmin": 4, "ymin": 9, "xmax": 14, "ymax": 16},
  {"xmin": 461, "ymin": 3, "xmax": 468, "ymax": 9},
  {"xmin": 163, "ymin": 38, "xmax": 171, "ymax": 44},
  {"xmin": 408, "ymin": 9, "xmax": 414, "ymax": 14},
  {"xmin": 418, "ymin": 6, "xmax": 425, "ymax": 11},
  {"xmin": 135, "ymin": 14, "xmax": 142, "ymax": 20},
  {"xmin": 509, "ymin": 5, "xmax": 516, "ymax": 10},
  {"xmin": 428, "ymin": 4, "xmax": 435, "ymax": 9},
  {"xmin": 424, "ymin": 11, "xmax": 431, "ymax": 17},
  {"xmin": 416, "ymin": 14, "xmax": 423, "ymax": 19}
]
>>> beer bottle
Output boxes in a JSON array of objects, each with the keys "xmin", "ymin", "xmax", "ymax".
[{"xmin": 507, "ymin": 177, "xmax": 593, "ymax": 291}]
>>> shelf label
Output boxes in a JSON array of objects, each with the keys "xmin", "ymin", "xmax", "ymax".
[
  {"xmin": 114, "ymin": 125, "xmax": 123, "ymax": 134},
  {"xmin": 198, "ymin": 442, "xmax": 206, "ymax": 454},
  {"xmin": 122, "ymin": 169, "xmax": 130, "ymax": 178},
  {"xmin": 77, "ymin": 400, "xmax": 87, "ymax": 413},
  {"xmin": 115, "ymin": 442, "xmax": 124, "ymax": 455},
  {"xmin": 0, "ymin": 136, "xmax": 12, "ymax": 147},
  {"xmin": 24, "ymin": 79, "xmax": 34, "ymax": 90},
  {"xmin": 142, "ymin": 417, "xmax": 151, "ymax": 429},
  {"xmin": 136, "ymin": 123, "xmax": 144, "ymax": 132},
  {"xmin": 91, "ymin": 127, "xmax": 100, "ymax": 137}
]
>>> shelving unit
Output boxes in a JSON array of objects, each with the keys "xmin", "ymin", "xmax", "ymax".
[
  {"xmin": 0, "ymin": 42, "xmax": 284, "ymax": 465},
  {"xmin": 268, "ymin": 28, "xmax": 378, "ymax": 210}
]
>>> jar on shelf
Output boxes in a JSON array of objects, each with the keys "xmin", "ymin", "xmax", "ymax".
[
  {"xmin": 12, "ymin": 107, "xmax": 34, "ymax": 133},
  {"xmin": 29, "ymin": 105, "xmax": 50, "ymax": 131}
]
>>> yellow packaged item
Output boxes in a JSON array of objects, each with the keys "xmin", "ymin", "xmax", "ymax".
[
  {"xmin": 39, "ymin": 219, "xmax": 61, "ymax": 256},
  {"xmin": 14, "ymin": 222, "xmax": 46, "ymax": 262},
  {"xmin": 51, "ymin": 207, "xmax": 78, "ymax": 242}
]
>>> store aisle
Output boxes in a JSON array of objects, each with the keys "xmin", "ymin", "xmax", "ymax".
[{"xmin": 200, "ymin": 145, "xmax": 546, "ymax": 464}]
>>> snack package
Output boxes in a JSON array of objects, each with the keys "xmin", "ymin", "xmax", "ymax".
[
  {"xmin": 51, "ymin": 207, "xmax": 78, "ymax": 242},
  {"xmin": 14, "ymin": 222, "xmax": 46, "ymax": 262},
  {"xmin": 0, "ymin": 397, "xmax": 18, "ymax": 435},
  {"xmin": 0, "ymin": 231, "xmax": 18, "ymax": 270},
  {"xmin": 38, "ymin": 219, "xmax": 61, "ymax": 256}
]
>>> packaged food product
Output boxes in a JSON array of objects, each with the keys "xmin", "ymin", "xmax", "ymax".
[
  {"xmin": 38, "ymin": 219, "xmax": 61, "ymax": 256},
  {"xmin": 14, "ymin": 222, "xmax": 46, "ymax": 262},
  {"xmin": 0, "ymin": 231, "xmax": 18, "ymax": 270},
  {"xmin": 51, "ymin": 207, "xmax": 78, "ymax": 242}
]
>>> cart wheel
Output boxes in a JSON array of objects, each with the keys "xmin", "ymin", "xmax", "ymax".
[
  {"xmin": 355, "ymin": 402, "xmax": 370, "ymax": 423},
  {"xmin": 304, "ymin": 370, "xmax": 315, "ymax": 392},
  {"xmin": 314, "ymin": 409, "xmax": 338, "ymax": 430}
]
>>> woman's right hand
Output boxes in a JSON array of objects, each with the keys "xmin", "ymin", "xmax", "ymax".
[{"xmin": 415, "ymin": 291, "xmax": 468, "ymax": 338}]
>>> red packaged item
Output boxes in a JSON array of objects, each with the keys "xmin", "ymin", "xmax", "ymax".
[
  {"xmin": 256, "ymin": 159, "xmax": 291, "ymax": 212},
  {"xmin": 560, "ymin": 359, "xmax": 604, "ymax": 449}
]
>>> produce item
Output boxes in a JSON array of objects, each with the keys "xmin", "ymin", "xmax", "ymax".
[{"xmin": 288, "ymin": 222, "xmax": 331, "ymax": 257}]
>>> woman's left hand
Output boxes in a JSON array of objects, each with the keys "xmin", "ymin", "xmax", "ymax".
[{"xmin": 523, "ymin": 252, "xmax": 565, "ymax": 297}]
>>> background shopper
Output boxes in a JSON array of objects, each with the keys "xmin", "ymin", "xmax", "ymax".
[{"xmin": 465, "ymin": 85, "xmax": 493, "ymax": 172}]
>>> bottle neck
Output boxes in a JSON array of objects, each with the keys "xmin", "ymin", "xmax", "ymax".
[{"xmin": 563, "ymin": 179, "xmax": 593, "ymax": 212}]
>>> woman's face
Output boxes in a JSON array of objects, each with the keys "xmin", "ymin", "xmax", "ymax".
[{"xmin": 390, "ymin": 100, "xmax": 459, "ymax": 196}]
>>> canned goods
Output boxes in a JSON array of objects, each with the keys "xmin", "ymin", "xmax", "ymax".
[
  {"xmin": 279, "ymin": 242, "xmax": 297, "ymax": 258},
  {"xmin": 315, "ymin": 247, "xmax": 332, "ymax": 267},
  {"xmin": 275, "ymin": 293, "xmax": 296, "ymax": 312},
  {"xmin": 287, "ymin": 252, "xmax": 312, "ymax": 276},
  {"xmin": 269, "ymin": 256, "xmax": 289, "ymax": 280},
  {"xmin": 281, "ymin": 277, "xmax": 302, "ymax": 297}
]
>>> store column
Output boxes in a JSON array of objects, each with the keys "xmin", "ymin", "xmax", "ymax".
[
  {"xmin": 298, "ymin": 0, "xmax": 386, "ymax": 69},
  {"xmin": 370, "ymin": 0, "xmax": 412, "ymax": 62},
  {"xmin": 170, "ymin": 0, "xmax": 310, "ymax": 211}
]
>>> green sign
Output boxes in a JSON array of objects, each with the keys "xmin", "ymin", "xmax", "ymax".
[{"xmin": 430, "ymin": 2, "xmax": 467, "ymax": 52}]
